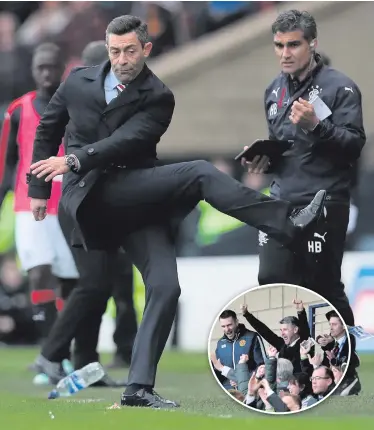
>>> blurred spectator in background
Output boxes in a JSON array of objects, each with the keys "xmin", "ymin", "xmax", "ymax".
[
  {"xmin": 81, "ymin": 40, "xmax": 107, "ymax": 67},
  {"xmin": 16, "ymin": 2, "xmax": 71, "ymax": 49},
  {"xmin": 0, "ymin": 12, "xmax": 33, "ymax": 116},
  {"xmin": 98, "ymin": 1, "xmax": 134, "ymax": 18},
  {"xmin": 0, "ymin": 252, "xmax": 38, "ymax": 345},
  {"xmin": 0, "ymin": 42, "xmax": 79, "ymax": 342},
  {"xmin": 131, "ymin": 2, "xmax": 180, "ymax": 57},
  {"xmin": 194, "ymin": 1, "xmax": 259, "ymax": 38},
  {"xmin": 55, "ymin": 2, "xmax": 108, "ymax": 64},
  {"xmin": 0, "ymin": 2, "xmax": 39, "ymax": 24}
]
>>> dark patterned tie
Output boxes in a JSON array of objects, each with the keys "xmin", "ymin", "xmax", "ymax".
[
  {"xmin": 116, "ymin": 84, "xmax": 126, "ymax": 95},
  {"xmin": 333, "ymin": 342, "xmax": 340, "ymax": 357}
]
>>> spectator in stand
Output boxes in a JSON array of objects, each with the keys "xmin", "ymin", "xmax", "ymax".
[
  {"xmin": 0, "ymin": 12, "xmax": 33, "ymax": 114},
  {"xmin": 0, "ymin": 252, "xmax": 38, "ymax": 345},
  {"xmin": 16, "ymin": 2, "xmax": 71, "ymax": 48}
]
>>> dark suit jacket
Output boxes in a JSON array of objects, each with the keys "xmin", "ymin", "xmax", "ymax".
[
  {"xmin": 28, "ymin": 61, "xmax": 175, "ymax": 250},
  {"xmin": 267, "ymin": 392, "xmax": 289, "ymax": 412},
  {"xmin": 320, "ymin": 333, "xmax": 359, "ymax": 378},
  {"xmin": 243, "ymin": 309, "xmax": 310, "ymax": 373}
]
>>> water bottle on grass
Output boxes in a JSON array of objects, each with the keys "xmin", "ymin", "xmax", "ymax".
[{"xmin": 48, "ymin": 362, "xmax": 104, "ymax": 399}]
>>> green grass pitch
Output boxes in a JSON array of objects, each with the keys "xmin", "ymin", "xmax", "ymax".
[{"xmin": 0, "ymin": 347, "xmax": 373, "ymax": 429}]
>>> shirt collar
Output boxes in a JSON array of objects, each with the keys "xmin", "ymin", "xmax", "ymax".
[
  {"xmin": 106, "ymin": 68, "xmax": 122, "ymax": 90},
  {"xmin": 289, "ymin": 337, "xmax": 300, "ymax": 347},
  {"xmin": 336, "ymin": 335, "xmax": 346, "ymax": 347}
]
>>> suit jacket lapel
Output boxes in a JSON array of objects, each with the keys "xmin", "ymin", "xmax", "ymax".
[
  {"xmin": 104, "ymin": 64, "xmax": 153, "ymax": 114},
  {"xmin": 81, "ymin": 61, "xmax": 109, "ymax": 111}
]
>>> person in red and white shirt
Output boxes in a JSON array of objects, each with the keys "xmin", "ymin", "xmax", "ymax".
[{"xmin": 0, "ymin": 43, "xmax": 78, "ymax": 341}]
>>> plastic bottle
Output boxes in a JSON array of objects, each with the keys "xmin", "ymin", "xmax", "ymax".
[{"xmin": 48, "ymin": 362, "xmax": 104, "ymax": 399}]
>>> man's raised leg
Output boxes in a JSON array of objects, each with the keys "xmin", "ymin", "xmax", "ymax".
[{"xmin": 105, "ymin": 160, "xmax": 325, "ymax": 247}]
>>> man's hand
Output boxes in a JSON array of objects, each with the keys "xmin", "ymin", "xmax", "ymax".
[
  {"xmin": 258, "ymin": 387, "xmax": 272, "ymax": 408},
  {"xmin": 325, "ymin": 350, "xmax": 336, "ymax": 362},
  {"xmin": 210, "ymin": 352, "xmax": 224, "ymax": 371},
  {"xmin": 248, "ymin": 372, "xmax": 262, "ymax": 396},
  {"xmin": 241, "ymin": 147, "xmax": 270, "ymax": 174},
  {"xmin": 293, "ymin": 298, "xmax": 304, "ymax": 311},
  {"xmin": 256, "ymin": 364, "xmax": 265, "ymax": 379},
  {"xmin": 317, "ymin": 334, "xmax": 334, "ymax": 347},
  {"xmin": 240, "ymin": 304, "xmax": 248, "ymax": 314},
  {"xmin": 268, "ymin": 346, "xmax": 278, "ymax": 357},
  {"xmin": 308, "ymin": 352, "xmax": 324, "ymax": 367},
  {"xmin": 30, "ymin": 156, "xmax": 69, "ymax": 182},
  {"xmin": 259, "ymin": 378, "xmax": 271, "ymax": 396},
  {"xmin": 300, "ymin": 341, "xmax": 311, "ymax": 356},
  {"xmin": 30, "ymin": 198, "xmax": 48, "ymax": 221},
  {"xmin": 289, "ymin": 98, "xmax": 319, "ymax": 130},
  {"xmin": 229, "ymin": 380, "xmax": 238, "ymax": 388},
  {"xmin": 238, "ymin": 354, "xmax": 249, "ymax": 364}
]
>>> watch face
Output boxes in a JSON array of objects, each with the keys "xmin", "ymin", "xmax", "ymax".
[{"xmin": 66, "ymin": 156, "xmax": 75, "ymax": 169}]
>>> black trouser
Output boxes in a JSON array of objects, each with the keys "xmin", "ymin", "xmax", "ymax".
[
  {"xmin": 111, "ymin": 250, "xmax": 137, "ymax": 363},
  {"xmin": 258, "ymin": 203, "xmax": 354, "ymax": 326},
  {"xmin": 86, "ymin": 160, "xmax": 298, "ymax": 387},
  {"xmin": 41, "ymin": 209, "xmax": 137, "ymax": 368}
]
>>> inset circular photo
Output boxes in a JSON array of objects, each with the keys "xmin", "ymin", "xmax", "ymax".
[{"xmin": 208, "ymin": 283, "xmax": 358, "ymax": 414}]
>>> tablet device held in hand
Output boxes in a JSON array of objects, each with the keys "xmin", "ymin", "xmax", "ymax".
[{"xmin": 234, "ymin": 139, "xmax": 294, "ymax": 162}]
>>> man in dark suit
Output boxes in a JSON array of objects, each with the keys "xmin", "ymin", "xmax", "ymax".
[
  {"xmin": 240, "ymin": 300, "xmax": 311, "ymax": 373},
  {"xmin": 27, "ymin": 15, "xmax": 325, "ymax": 408},
  {"xmin": 317, "ymin": 310, "xmax": 361, "ymax": 395},
  {"xmin": 75, "ymin": 40, "xmax": 138, "ymax": 371}
]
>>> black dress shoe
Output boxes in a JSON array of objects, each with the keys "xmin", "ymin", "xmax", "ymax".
[
  {"xmin": 91, "ymin": 372, "xmax": 127, "ymax": 388},
  {"xmin": 289, "ymin": 190, "xmax": 326, "ymax": 228},
  {"xmin": 120, "ymin": 388, "xmax": 180, "ymax": 409}
]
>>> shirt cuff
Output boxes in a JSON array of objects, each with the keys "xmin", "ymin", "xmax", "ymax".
[
  {"xmin": 221, "ymin": 366, "xmax": 231, "ymax": 377},
  {"xmin": 245, "ymin": 395, "xmax": 256, "ymax": 404},
  {"xmin": 266, "ymin": 389, "xmax": 275, "ymax": 397}
]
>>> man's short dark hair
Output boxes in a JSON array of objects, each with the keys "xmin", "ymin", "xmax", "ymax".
[
  {"xmin": 106, "ymin": 15, "xmax": 148, "ymax": 46},
  {"xmin": 323, "ymin": 366, "xmax": 334, "ymax": 381},
  {"xmin": 316, "ymin": 365, "xmax": 334, "ymax": 380},
  {"xmin": 219, "ymin": 310, "xmax": 237, "ymax": 320},
  {"xmin": 279, "ymin": 316, "xmax": 299, "ymax": 327},
  {"xmin": 325, "ymin": 310, "xmax": 341, "ymax": 322},
  {"xmin": 271, "ymin": 9, "xmax": 317, "ymax": 42},
  {"xmin": 290, "ymin": 372, "xmax": 311, "ymax": 390},
  {"xmin": 81, "ymin": 41, "xmax": 108, "ymax": 66}
]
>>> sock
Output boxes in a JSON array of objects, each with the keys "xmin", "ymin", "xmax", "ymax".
[
  {"xmin": 55, "ymin": 278, "xmax": 78, "ymax": 312},
  {"xmin": 124, "ymin": 384, "xmax": 152, "ymax": 395},
  {"xmin": 28, "ymin": 266, "xmax": 58, "ymax": 340},
  {"xmin": 55, "ymin": 297, "xmax": 65, "ymax": 312},
  {"xmin": 31, "ymin": 300, "xmax": 57, "ymax": 339}
]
